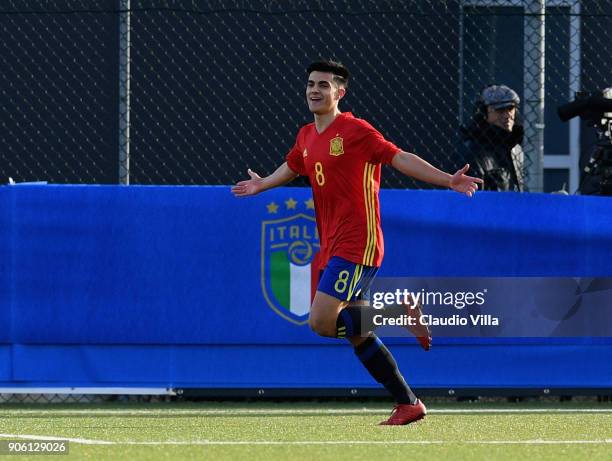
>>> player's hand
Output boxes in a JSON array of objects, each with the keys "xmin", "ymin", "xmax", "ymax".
[
  {"xmin": 231, "ymin": 169, "xmax": 265, "ymax": 197},
  {"xmin": 449, "ymin": 164, "xmax": 483, "ymax": 197}
]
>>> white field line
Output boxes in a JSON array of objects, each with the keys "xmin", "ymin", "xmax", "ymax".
[
  {"xmin": 0, "ymin": 408, "xmax": 612, "ymax": 416},
  {"xmin": 0, "ymin": 434, "xmax": 611, "ymax": 446},
  {"xmin": 0, "ymin": 433, "xmax": 113, "ymax": 445}
]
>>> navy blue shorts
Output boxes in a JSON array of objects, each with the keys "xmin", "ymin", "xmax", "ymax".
[{"xmin": 317, "ymin": 256, "xmax": 379, "ymax": 302}]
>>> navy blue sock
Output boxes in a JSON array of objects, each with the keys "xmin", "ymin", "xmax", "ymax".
[
  {"xmin": 354, "ymin": 334, "xmax": 417, "ymax": 404},
  {"xmin": 336, "ymin": 305, "xmax": 405, "ymax": 338}
]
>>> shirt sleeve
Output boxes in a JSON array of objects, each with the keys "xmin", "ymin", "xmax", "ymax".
[
  {"xmin": 357, "ymin": 120, "xmax": 401, "ymax": 165},
  {"xmin": 285, "ymin": 130, "xmax": 307, "ymax": 176}
]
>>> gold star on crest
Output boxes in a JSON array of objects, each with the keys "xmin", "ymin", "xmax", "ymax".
[
  {"xmin": 267, "ymin": 202, "xmax": 279, "ymax": 214},
  {"xmin": 285, "ymin": 198, "xmax": 297, "ymax": 210},
  {"xmin": 305, "ymin": 198, "xmax": 315, "ymax": 210}
]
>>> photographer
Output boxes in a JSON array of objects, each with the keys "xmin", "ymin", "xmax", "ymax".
[{"xmin": 458, "ymin": 85, "xmax": 524, "ymax": 192}]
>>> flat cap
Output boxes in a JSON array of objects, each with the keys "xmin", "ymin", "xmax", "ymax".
[{"xmin": 482, "ymin": 85, "xmax": 520, "ymax": 109}]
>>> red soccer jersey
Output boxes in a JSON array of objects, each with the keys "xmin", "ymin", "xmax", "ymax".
[{"xmin": 286, "ymin": 112, "xmax": 400, "ymax": 268}]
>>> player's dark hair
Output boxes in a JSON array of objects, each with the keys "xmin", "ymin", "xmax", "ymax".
[{"xmin": 307, "ymin": 60, "xmax": 350, "ymax": 89}]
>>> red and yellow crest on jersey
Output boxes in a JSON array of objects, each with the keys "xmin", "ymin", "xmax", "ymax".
[{"xmin": 329, "ymin": 135, "xmax": 344, "ymax": 156}]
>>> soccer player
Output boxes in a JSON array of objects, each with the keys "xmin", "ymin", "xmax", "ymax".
[{"xmin": 232, "ymin": 60, "xmax": 482, "ymax": 425}]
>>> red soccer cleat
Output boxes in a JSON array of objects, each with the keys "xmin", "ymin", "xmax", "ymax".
[
  {"xmin": 403, "ymin": 295, "xmax": 432, "ymax": 351},
  {"xmin": 379, "ymin": 400, "xmax": 427, "ymax": 426}
]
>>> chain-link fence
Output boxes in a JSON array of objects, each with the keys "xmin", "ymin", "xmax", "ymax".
[
  {"xmin": 1, "ymin": 1, "xmax": 611, "ymax": 190},
  {"xmin": 0, "ymin": 1, "xmax": 119, "ymax": 183}
]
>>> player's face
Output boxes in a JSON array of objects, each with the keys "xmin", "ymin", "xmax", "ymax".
[
  {"xmin": 486, "ymin": 105, "xmax": 516, "ymax": 132},
  {"xmin": 306, "ymin": 71, "xmax": 345, "ymax": 115}
]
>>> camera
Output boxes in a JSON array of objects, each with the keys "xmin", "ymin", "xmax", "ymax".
[{"xmin": 558, "ymin": 88, "xmax": 612, "ymax": 195}]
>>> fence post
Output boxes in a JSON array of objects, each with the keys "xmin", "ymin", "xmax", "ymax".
[
  {"xmin": 568, "ymin": 1, "xmax": 582, "ymax": 193},
  {"xmin": 523, "ymin": 0, "xmax": 546, "ymax": 192},
  {"xmin": 119, "ymin": 0, "xmax": 131, "ymax": 185}
]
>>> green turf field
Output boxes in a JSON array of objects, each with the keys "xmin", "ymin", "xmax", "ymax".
[{"xmin": 0, "ymin": 400, "xmax": 610, "ymax": 460}]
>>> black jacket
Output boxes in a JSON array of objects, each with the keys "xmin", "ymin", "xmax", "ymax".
[{"xmin": 458, "ymin": 122, "xmax": 524, "ymax": 192}]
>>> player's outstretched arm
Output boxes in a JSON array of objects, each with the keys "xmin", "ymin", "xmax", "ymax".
[
  {"xmin": 231, "ymin": 162, "xmax": 298, "ymax": 197},
  {"xmin": 391, "ymin": 151, "xmax": 483, "ymax": 197}
]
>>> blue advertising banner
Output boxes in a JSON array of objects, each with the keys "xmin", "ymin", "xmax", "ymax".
[{"xmin": 0, "ymin": 185, "xmax": 611, "ymax": 389}]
